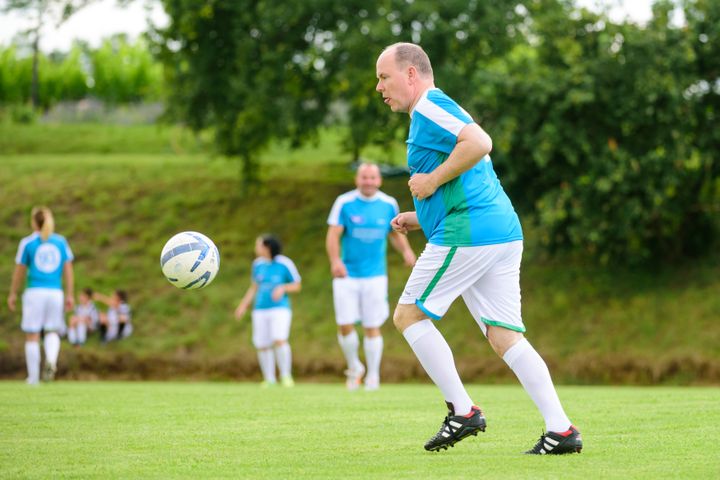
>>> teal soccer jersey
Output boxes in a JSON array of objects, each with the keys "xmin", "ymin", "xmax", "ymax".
[
  {"xmin": 15, "ymin": 233, "xmax": 74, "ymax": 290},
  {"xmin": 327, "ymin": 190, "xmax": 399, "ymax": 278},
  {"xmin": 252, "ymin": 255, "xmax": 301, "ymax": 310},
  {"xmin": 407, "ymin": 88, "xmax": 523, "ymax": 246}
]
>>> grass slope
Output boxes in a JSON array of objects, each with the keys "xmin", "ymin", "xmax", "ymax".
[
  {"xmin": 0, "ymin": 123, "xmax": 719, "ymax": 383},
  {"xmin": 1, "ymin": 382, "xmax": 718, "ymax": 479}
]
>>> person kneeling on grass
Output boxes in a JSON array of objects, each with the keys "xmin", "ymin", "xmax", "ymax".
[
  {"xmin": 67, "ymin": 287, "xmax": 99, "ymax": 347},
  {"xmin": 235, "ymin": 235, "xmax": 301, "ymax": 388}
]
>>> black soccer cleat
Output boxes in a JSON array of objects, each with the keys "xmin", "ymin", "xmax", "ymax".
[
  {"xmin": 424, "ymin": 402, "xmax": 486, "ymax": 452},
  {"xmin": 525, "ymin": 425, "xmax": 583, "ymax": 455}
]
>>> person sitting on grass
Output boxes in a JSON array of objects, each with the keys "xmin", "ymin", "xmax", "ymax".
[
  {"xmin": 67, "ymin": 287, "xmax": 99, "ymax": 348},
  {"xmin": 94, "ymin": 290, "xmax": 132, "ymax": 342}
]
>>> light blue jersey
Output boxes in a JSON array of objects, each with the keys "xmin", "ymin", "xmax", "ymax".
[
  {"xmin": 252, "ymin": 255, "xmax": 301, "ymax": 310},
  {"xmin": 15, "ymin": 232, "xmax": 74, "ymax": 290},
  {"xmin": 327, "ymin": 190, "xmax": 399, "ymax": 278},
  {"xmin": 407, "ymin": 88, "xmax": 523, "ymax": 246}
]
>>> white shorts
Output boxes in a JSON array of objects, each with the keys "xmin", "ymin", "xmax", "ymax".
[
  {"xmin": 332, "ymin": 275, "xmax": 389, "ymax": 328},
  {"xmin": 21, "ymin": 288, "xmax": 66, "ymax": 334},
  {"xmin": 252, "ymin": 307, "xmax": 292, "ymax": 348},
  {"xmin": 398, "ymin": 241, "xmax": 525, "ymax": 334}
]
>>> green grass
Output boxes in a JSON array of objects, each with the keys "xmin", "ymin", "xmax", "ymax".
[
  {"xmin": 1, "ymin": 123, "xmax": 719, "ymax": 383},
  {"xmin": 0, "ymin": 382, "xmax": 718, "ymax": 479}
]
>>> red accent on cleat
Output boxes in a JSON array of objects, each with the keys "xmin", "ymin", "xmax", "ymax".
[{"xmin": 556, "ymin": 426, "xmax": 577, "ymax": 437}]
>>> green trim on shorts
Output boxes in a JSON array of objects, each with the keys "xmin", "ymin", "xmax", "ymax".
[
  {"xmin": 419, "ymin": 246, "xmax": 458, "ymax": 303},
  {"xmin": 481, "ymin": 317, "xmax": 526, "ymax": 333}
]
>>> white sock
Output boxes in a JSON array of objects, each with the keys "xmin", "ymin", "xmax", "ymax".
[
  {"xmin": 77, "ymin": 324, "xmax": 87, "ymax": 344},
  {"xmin": 503, "ymin": 338, "xmax": 572, "ymax": 432},
  {"xmin": 67, "ymin": 328, "xmax": 77, "ymax": 345},
  {"xmin": 25, "ymin": 341, "xmax": 40, "ymax": 384},
  {"xmin": 363, "ymin": 336, "xmax": 383, "ymax": 380},
  {"xmin": 257, "ymin": 348, "xmax": 276, "ymax": 383},
  {"xmin": 337, "ymin": 330, "xmax": 362, "ymax": 371},
  {"xmin": 43, "ymin": 332, "xmax": 60, "ymax": 367},
  {"xmin": 274, "ymin": 343, "xmax": 292, "ymax": 378},
  {"xmin": 402, "ymin": 320, "xmax": 473, "ymax": 416}
]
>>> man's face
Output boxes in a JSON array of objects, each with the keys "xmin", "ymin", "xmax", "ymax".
[
  {"xmin": 376, "ymin": 50, "xmax": 412, "ymax": 113},
  {"xmin": 355, "ymin": 165, "xmax": 382, "ymax": 197}
]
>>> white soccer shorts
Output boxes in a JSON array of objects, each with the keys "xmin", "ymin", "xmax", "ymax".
[
  {"xmin": 21, "ymin": 288, "xmax": 66, "ymax": 334},
  {"xmin": 332, "ymin": 275, "xmax": 389, "ymax": 328},
  {"xmin": 251, "ymin": 307, "xmax": 292, "ymax": 348},
  {"xmin": 398, "ymin": 241, "xmax": 525, "ymax": 334}
]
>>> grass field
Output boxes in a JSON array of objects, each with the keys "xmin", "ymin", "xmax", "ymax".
[{"xmin": 1, "ymin": 382, "xmax": 718, "ymax": 479}]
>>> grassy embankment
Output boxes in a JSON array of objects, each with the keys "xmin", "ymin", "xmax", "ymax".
[{"xmin": 1, "ymin": 123, "xmax": 718, "ymax": 383}]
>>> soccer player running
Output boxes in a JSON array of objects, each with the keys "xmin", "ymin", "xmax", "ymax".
[
  {"xmin": 326, "ymin": 163, "xmax": 416, "ymax": 391},
  {"xmin": 235, "ymin": 235, "xmax": 301, "ymax": 387},
  {"xmin": 7, "ymin": 206, "xmax": 75, "ymax": 384},
  {"xmin": 376, "ymin": 43, "xmax": 582, "ymax": 454}
]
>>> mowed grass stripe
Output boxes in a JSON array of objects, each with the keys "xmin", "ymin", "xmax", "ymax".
[{"xmin": 0, "ymin": 382, "xmax": 718, "ymax": 479}]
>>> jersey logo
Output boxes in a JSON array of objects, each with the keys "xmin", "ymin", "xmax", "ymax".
[
  {"xmin": 34, "ymin": 243, "xmax": 62, "ymax": 273},
  {"xmin": 350, "ymin": 215, "xmax": 364, "ymax": 224}
]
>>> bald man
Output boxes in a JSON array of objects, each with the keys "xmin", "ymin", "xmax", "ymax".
[
  {"xmin": 326, "ymin": 163, "xmax": 416, "ymax": 391},
  {"xmin": 376, "ymin": 42, "xmax": 582, "ymax": 454}
]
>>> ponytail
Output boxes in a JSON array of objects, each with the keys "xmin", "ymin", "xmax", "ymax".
[{"xmin": 31, "ymin": 206, "xmax": 54, "ymax": 241}]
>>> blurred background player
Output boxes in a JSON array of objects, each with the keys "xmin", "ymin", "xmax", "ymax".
[
  {"xmin": 67, "ymin": 287, "xmax": 99, "ymax": 347},
  {"xmin": 95, "ymin": 290, "xmax": 132, "ymax": 342},
  {"xmin": 235, "ymin": 235, "xmax": 301, "ymax": 388},
  {"xmin": 326, "ymin": 163, "xmax": 416, "ymax": 391},
  {"xmin": 7, "ymin": 206, "xmax": 75, "ymax": 384}
]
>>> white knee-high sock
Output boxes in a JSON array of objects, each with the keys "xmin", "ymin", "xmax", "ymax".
[
  {"xmin": 274, "ymin": 343, "xmax": 292, "ymax": 378},
  {"xmin": 43, "ymin": 332, "xmax": 60, "ymax": 367},
  {"xmin": 402, "ymin": 320, "xmax": 473, "ymax": 416},
  {"xmin": 503, "ymin": 338, "xmax": 572, "ymax": 432},
  {"xmin": 363, "ymin": 336, "xmax": 383, "ymax": 380},
  {"xmin": 25, "ymin": 341, "xmax": 40, "ymax": 384},
  {"xmin": 337, "ymin": 330, "xmax": 362, "ymax": 371},
  {"xmin": 77, "ymin": 324, "xmax": 87, "ymax": 344},
  {"xmin": 257, "ymin": 348, "xmax": 276, "ymax": 383},
  {"xmin": 67, "ymin": 328, "xmax": 77, "ymax": 345}
]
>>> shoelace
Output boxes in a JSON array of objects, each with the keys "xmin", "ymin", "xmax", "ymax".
[
  {"xmin": 430, "ymin": 415, "xmax": 455, "ymax": 441},
  {"xmin": 529, "ymin": 432, "xmax": 548, "ymax": 453}
]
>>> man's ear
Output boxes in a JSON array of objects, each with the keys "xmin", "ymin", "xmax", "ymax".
[{"xmin": 407, "ymin": 65, "xmax": 418, "ymax": 84}]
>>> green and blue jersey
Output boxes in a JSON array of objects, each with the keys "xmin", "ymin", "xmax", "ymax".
[{"xmin": 408, "ymin": 88, "xmax": 523, "ymax": 246}]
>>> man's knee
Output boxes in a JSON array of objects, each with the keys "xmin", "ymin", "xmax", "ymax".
[
  {"xmin": 392, "ymin": 304, "xmax": 426, "ymax": 332},
  {"xmin": 486, "ymin": 325, "xmax": 524, "ymax": 357}
]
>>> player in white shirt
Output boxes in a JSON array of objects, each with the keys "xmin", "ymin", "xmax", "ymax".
[
  {"xmin": 95, "ymin": 290, "xmax": 133, "ymax": 341},
  {"xmin": 8, "ymin": 206, "xmax": 74, "ymax": 384},
  {"xmin": 326, "ymin": 163, "xmax": 416, "ymax": 390}
]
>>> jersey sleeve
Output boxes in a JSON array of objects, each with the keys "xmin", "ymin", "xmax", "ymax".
[
  {"xmin": 411, "ymin": 91, "xmax": 474, "ymax": 155},
  {"xmin": 15, "ymin": 238, "xmax": 31, "ymax": 266},
  {"xmin": 327, "ymin": 196, "xmax": 347, "ymax": 227},
  {"xmin": 278, "ymin": 256, "xmax": 301, "ymax": 283},
  {"xmin": 61, "ymin": 236, "xmax": 74, "ymax": 262},
  {"xmin": 251, "ymin": 258, "xmax": 262, "ymax": 282}
]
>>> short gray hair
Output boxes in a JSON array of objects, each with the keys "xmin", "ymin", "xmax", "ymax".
[{"xmin": 385, "ymin": 42, "xmax": 433, "ymax": 78}]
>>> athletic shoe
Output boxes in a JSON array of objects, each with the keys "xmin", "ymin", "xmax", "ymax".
[
  {"xmin": 364, "ymin": 374, "xmax": 380, "ymax": 391},
  {"xmin": 280, "ymin": 376, "xmax": 295, "ymax": 388},
  {"xmin": 525, "ymin": 426, "xmax": 583, "ymax": 455},
  {"xmin": 42, "ymin": 362, "xmax": 56, "ymax": 382},
  {"xmin": 344, "ymin": 363, "xmax": 365, "ymax": 391},
  {"xmin": 260, "ymin": 380, "xmax": 277, "ymax": 388},
  {"xmin": 424, "ymin": 402, "xmax": 486, "ymax": 452}
]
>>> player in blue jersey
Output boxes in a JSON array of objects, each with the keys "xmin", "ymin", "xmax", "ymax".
[
  {"xmin": 7, "ymin": 206, "xmax": 75, "ymax": 384},
  {"xmin": 235, "ymin": 235, "xmax": 301, "ymax": 387},
  {"xmin": 326, "ymin": 163, "xmax": 416, "ymax": 391},
  {"xmin": 376, "ymin": 43, "xmax": 582, "ymax": 454}
]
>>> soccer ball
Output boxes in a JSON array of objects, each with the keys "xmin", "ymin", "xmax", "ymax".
[{"xmin": 160, "ymin": 231, "xmax": 220, "ymax": 289}]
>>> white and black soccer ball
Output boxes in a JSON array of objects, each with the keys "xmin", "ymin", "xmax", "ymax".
[{"xmin": 160, "ymin": 231, "xmax": 220, "ymax": 290}]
